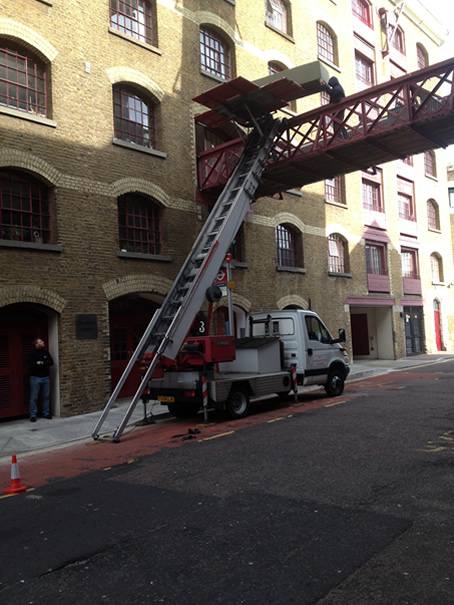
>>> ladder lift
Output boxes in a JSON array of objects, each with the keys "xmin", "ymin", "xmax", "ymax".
[
  {"xmin": 92, "ymin": 113, "xmax": 284, "ymax": 441},
  {"xmin": 93, "ymin": 58, "xmax": 454, "ymax": 442}
]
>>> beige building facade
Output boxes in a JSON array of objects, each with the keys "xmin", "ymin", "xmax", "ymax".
[{"xmin": 0, "ymin": 0, "xmax": 452, "ymax": 419}]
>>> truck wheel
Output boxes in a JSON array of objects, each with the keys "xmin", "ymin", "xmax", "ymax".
[
  {"xmin": 324, "ymin": 369, "xmax": 345, "ymax": 397},
  {"xmin": 168, "ymin": 402, "xmax": 201, "ymax": 418},
  {"xmin": 225, "ymin": 388, "xmax": 250, "ymax": 419}
]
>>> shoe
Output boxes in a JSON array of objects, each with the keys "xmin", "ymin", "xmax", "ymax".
[
  {"xmin": 43, "ymin": 415, "xmax": 52, "ymax": 420},
  {"xmin": 30, "ymin": 417, "xmax": 36, "ymax": 423}
]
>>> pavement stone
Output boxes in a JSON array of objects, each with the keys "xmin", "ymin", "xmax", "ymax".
[{"xmin": 0, "ymin": 354, "xmax": 453, "ymax": 461}]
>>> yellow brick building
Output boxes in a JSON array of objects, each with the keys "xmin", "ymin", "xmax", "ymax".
[{"xmin": 0, "ymin": 0, "xmax": 452, "ymax": 419}]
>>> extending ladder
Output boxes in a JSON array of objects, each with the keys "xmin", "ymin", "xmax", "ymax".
[{"xmin": 92, "ymin": 115, "xmax": 282, "ymax": 441}]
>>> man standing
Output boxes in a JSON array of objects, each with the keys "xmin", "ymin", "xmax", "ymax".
[
  {"xmin": 321, "ymin": 76, "xmax": 347, "ymax": 138},
  {"xmin": 29, "ymin": 337, "xmax": 54, "ymax": 422}
]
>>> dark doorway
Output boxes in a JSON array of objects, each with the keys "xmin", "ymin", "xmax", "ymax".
[
  {"xmin": 351, "ymin": 313, "xmax": 369, "ymax": 356},
  {"xmin": 0, "ymin": 305, "xmax": 47, "ymax": 419},
  {"xmin": 109, "ymin": 296, "xmax": 160, "ymax": 398},
  {"xmin": 404, "ymin": 307, "xmax": 423, "ymax": 355}
]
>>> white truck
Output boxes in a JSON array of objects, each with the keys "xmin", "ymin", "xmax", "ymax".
[{"xmin": 143, "ymin": 309, "xmax": 350, "ymax": 420}]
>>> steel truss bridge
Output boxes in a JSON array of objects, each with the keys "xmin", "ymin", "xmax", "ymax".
[{"xmin": 196, "ymin": 57, "xmax": 454, "ymax": 200}]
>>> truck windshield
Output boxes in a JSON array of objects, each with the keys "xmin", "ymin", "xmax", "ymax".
[{"xmin": 305, "ymin": 316, "xmax": 331, "ymax": 344}]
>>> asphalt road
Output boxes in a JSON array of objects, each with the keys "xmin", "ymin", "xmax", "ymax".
[{"xmin": 1, "ymin": 361, "xmax": 454, "ymax": 604}]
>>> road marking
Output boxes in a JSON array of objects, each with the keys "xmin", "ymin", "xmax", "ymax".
[
  {"xmin": 200, "ymin": 431, "xmax": 235, "ymax": 441},
  {"xmin": 267, "ymin": 417, "xmax": 285, "ymax": 423},
  {"xmin": 325, "ymin": 400, "xmax": 345, "ymax": 407}
]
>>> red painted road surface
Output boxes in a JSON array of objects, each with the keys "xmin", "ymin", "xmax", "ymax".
[{"xmin": 0, "ymin": 371, "xmax": 439, "ymax": 493}]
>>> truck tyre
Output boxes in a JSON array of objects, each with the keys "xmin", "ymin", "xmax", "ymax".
[
  {"xmin": 324, "ymin": 369, "xmax": 345, "ymax": 397},
  {"xmin": 225, "ymin": 388, "xmax": 250, "ymax": 419},
  {"xmin": 168, "ymin": 402, "xmax": 201, "ymax": 418}
]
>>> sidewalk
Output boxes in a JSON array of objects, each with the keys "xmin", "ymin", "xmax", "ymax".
[{"xmin": 1, "ymin": 354, "xmax": 452, "ymax": 461}]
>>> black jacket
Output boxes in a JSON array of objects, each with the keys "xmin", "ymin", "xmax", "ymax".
[
  {"xmin": 29, "ymin": 348, "xmax": 54, "ymax": 378},
  {"xmin": 322, "ymin": 77, "xmax": 346, "ymax": 104}
]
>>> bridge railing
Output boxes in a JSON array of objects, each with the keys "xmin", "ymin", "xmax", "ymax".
[{"xmin": 197, "ymin": 57, "xmax": 454, "ymax": 193}]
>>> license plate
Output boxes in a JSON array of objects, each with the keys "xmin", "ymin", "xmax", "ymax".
[{"xmin": 157, "ymin": 395, "xmax": 175, "ymax": 403}]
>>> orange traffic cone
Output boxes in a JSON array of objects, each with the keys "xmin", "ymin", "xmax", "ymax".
[{"xmin": 4, "ymin": 455, "xmax": 27, "ymax": 495}]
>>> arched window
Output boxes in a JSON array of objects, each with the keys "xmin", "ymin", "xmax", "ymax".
[
  {"xmin": 317, "ymin": 23, "xmax": 336, "ymax": 65},
  {"xmin": 0, "ymin": 41, "xmax": 47, "ymax": 117},
  {"xmin": 275, "ymin": 224, "xmax": 301, "ymax": 268},
  {"xmin": 110, "ymin": 0, "xmax": 154, "ymax": 45},
  {"xmin": 200, "ymin": 27, "xmax": 231, "ymax": 80},
  {"xmin": 416, "ymin": 44, "xmax": 428, "ymax": 69},
  {"xmin": 0, "ymin": 170, "xmax": 52, "ymax": 244},
  {"xmin": 268, "ymin": 62, "xmax": 296, "ymax": 111},
  {"xmin": 430, "ymin": 253, "xmax": 443, "ymax": 283},
  {"xmin": 265, "ymin": 0, "xmax": 289, "ymax": 34},
  {"xmin": 352, "ymin": 0, "xmax": 372, "ymax": 27},
  {"xmin": 118, "ymin": 193, "xmax": 161, "ymax": 254},
  {"xmin": 328, "ymin": 234, "xmax": 347, "ymax": 273},
  {"xmin": 391, "ymin": 27, "xmax": 405, "ymax": 54},
  {"xmin": 113, "ymin": 85, "xmax": 157, "ymax": 149},
  {"xmin": 427, "ymin": 200, "xmax": 440, "ymax": 231},
  {"xmin": 424, "ymin": 151, "xmax": 436, "ymax": 178}
]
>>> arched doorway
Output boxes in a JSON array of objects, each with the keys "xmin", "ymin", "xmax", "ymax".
[
  {"xmin": 0, "ymin": 304, "xmax": 48, "ymax": 419},
  {"xmin": 109, "ymin": 295, "xmax": 160, "ymax": 398}
]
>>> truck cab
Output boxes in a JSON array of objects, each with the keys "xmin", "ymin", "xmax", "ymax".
[{"xmin": 248, "ymin": 309, "xmax": 350, "ymax": 396}]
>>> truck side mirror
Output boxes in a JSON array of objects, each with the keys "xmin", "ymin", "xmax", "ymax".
[{"xmin": 338, "ymin": 328, "xmax": 346, "ymax": 343}]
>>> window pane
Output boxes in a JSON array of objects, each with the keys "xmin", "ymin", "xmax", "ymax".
[
  {"xmin": 0, "ymin": 44, "xmax": 47, "ymax": 117},
  {"xmin": 118, "ymin": 194, "xmax": 161, "ymax": 255},
  {"xmin": 0, "ymin": 171, "xmax": 51, "ymax": 243},
  {"xmin": 113, "ymin": 86, "xmax": 156, "ymax": 148},
  {"xmin": 110, "ymin": 0, "xmax": 154, "ymax": 45}
]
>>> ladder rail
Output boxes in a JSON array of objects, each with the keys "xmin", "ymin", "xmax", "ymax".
[
  {"xmin": 92, "ymin": 117, "xmax": 282, "ymax": 441},
  {"xmin": 91, "ymin": 308, "xmax": 171, "ymax": 439}
]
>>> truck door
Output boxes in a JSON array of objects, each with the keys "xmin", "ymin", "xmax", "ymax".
[{"xmin": 304, "ymin": 315, "xmax": 332, "ymax": 384}]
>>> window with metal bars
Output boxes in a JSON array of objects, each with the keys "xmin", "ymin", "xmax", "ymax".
[
  {"xmin": 352, "ymin": 0, "xmax": 372, "ymax": 27},
  {"xmin": 366, "ymin": 243, "xmax": 387, "ymax": 275},
  {"xmin": 118, "ymin": 193, "xmax": 161, "ymax": 255},
  {"xmin": 325, "ymin": 176, "xmax": 344, "ymax": 204},
  {"xmin": 0, "ymin": 170, "xmax": 51, "ymax": 243},
  {"xmin": 417, "ymin": 44, "xmax": 428, "ymax": 69},
  {"xmin": 401, "ymin": 249, "xmax": 419, "ymax": 278},
  {"xmin": 430, "ymin": 253, "xmax": 442, "ymax": 282},
  {"xmin": 0, "ymin": 42, "xmax": 47, "ymax": 117},
  {"xmin": 200, "ymin": 27, "xmax": 231, "ymax": 80},
  {"xmin": 362, "ymin": 179, "xmax": 383, "ymax": 212},
  {"xmin": 424, "ymin": 151, "xmax": 436, "ymax": 177},
  {"xmin": 110, "ymin": 0, "xmax": 154, "ymax": 45},
  {"xmin": 328, "ymin": 234, "xmax": 346, "ymax": 273},
  {"xmin": 265, "ymin": 0, "xmax": 288, "ymax": 34},
  {"xmin": 317, "ymin": 23, "xmax": 335, "ymax": 65},
  {"xmin": 398, "ymin": 192, "xmax": 415, "ymax": 221},
  {"xmin": 276, "ymin": 224, "xmax": 300, "ymax": 268},
  {"xmin": 427, "ymin": 199, "xmax": 439, "ymax": 230},
  {"xmin": 113, "ymin": 85, "xmax": 156, "ymax": 149}
]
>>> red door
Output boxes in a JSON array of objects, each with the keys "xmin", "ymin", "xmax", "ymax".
[
  {"xmin": 434, "ymin": 301, "xmax": 442, "ymax": 351},
  {"xmin": 351, "ymin": 313, "xmax": 369, "ymax": 356},
  {"xmin": 0, "ymin": 325, "xmax": 46, "ymax": 419},
  {"xmin": 109, "ymin": 297, "xmax": 159, "ymax": 398}
]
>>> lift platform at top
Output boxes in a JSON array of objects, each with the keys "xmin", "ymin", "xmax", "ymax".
[{"xmin": 194, "ymin": 57, "xmax": 454, "ymax": 201}]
